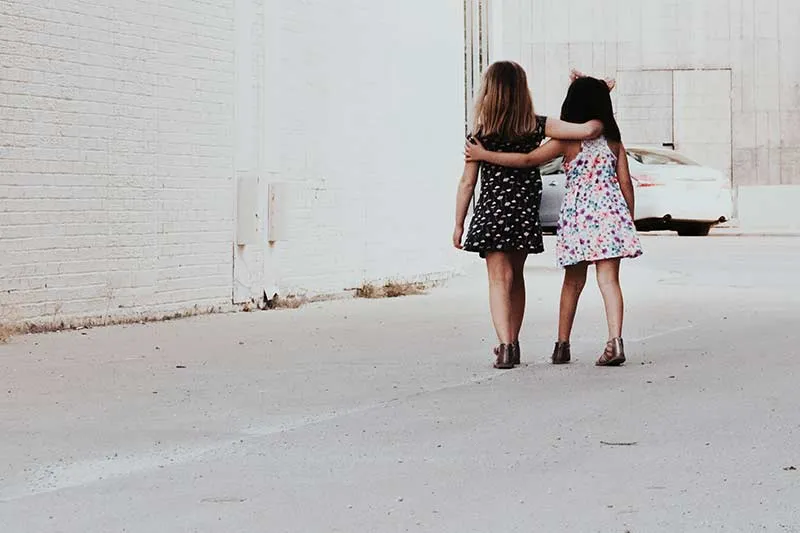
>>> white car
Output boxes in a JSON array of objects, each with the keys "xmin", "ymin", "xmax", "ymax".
[{"xmin": 539, "ymin": 147, "xmax": 732, "ymax": 236}]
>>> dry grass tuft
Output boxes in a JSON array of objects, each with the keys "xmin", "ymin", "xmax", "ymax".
[
  {"xmin": 269, "ymin": 294, "xmax": 308, "ymax": 310},
  {"xmin": 356, "ymin": 283, "xmax": 380, "ymax": 299},
  {"xmin": 0, "ymin": 323, "xmax": 18, "ymax": 343},
  {"xmin": 356, "ymin": 281, "xmax": 427, "ymax": 299},
  {"xmin": 383, "ymin": 281, "xmax": 426, "ymax": 298}
]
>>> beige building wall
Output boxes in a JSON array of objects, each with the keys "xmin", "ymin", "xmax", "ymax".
[{"xmin": 492, "ymin": 0, "xmax": 800, "ymax": 227}]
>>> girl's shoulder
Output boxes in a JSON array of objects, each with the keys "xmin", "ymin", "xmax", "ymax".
[
  {"xmin": 468, "ymin": 131, "xmax": 499, "ymax": 150},
  {"xmin": 470, "ymin": 132, "xmax": 527, "ymax": 151}
]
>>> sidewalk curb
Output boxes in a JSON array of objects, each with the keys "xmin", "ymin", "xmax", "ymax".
[{"xmin": 711, "ymin": 227, "xmax": 800, "ymax": 237}]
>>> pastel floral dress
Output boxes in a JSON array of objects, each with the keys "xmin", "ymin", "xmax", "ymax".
[{"xmin": 556, "ymin": 137, "xmax": 643, "ymax": 267}]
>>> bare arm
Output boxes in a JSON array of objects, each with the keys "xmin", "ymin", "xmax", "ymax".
[
  {"xmin": 545, "ymin": 118, "xmax": 603, "ymax": 140},
  {"xmin": 614, "ymin": 143, "xmax": 635, "ymax": 216},
  {"xmin": 453, "ymin": 161, "xmax": 479, "ymax": 248},
  {"xmin": 464, "ymin": 138, "xmax": 565, "ymax": 168}
]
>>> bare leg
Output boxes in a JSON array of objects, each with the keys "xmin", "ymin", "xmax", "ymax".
[
  {"xmin": 595, "ymin": 258, "xmax": 623, "ymax": 339},
  {"xmin": 485, "ymin": 252, "xmax": 515, "ymax": 344},
  {"xmin": 509, "ymin": 252, "xmax": 528, "ymax": 343},
  {"xmin": 558, "ymin": 262, "xmax": 589, "ymax": 343}
]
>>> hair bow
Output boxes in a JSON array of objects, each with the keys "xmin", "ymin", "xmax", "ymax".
[{"xmin": 569, "ymin": 68, "xmax": 616, "ymax": 92}]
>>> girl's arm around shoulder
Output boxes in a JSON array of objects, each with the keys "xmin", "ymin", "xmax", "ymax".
[
  {"xmin": 464, "ymin": 138, "xmax": 566, "ymax": 168},
  {"xmin": 545, "ymin": 118, "xmax": 603, "ymax": 140}
]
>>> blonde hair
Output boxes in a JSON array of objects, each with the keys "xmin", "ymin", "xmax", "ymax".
[{"xmin": 472, "ymin": 61, "xmax": 536, "ymax": 139}]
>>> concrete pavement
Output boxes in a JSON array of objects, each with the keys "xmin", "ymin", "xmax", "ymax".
[{"xmin": 1, "ymin": 236, "xmax": 799, "ymax": 532}]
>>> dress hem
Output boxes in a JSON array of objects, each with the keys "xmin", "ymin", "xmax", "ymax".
[
  {"xmin": 557, "ymin": 250, "xmax": 643, "ymax": 268},
  {"xmin": 464, "ymin": 246, "xmax": 546, "ymax": 258}
]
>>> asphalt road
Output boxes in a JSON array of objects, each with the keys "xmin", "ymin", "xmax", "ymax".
[{"xmin": 1, "ymin": 235, "xmax": 799, "ymax": 532}]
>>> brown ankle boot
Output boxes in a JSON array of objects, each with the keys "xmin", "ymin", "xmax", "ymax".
[
  {"xmin": 493, "ymin": 344, "xmax": 514, "ymax": 369},
  {"xmin": 511, "ymin": 341, "xmax": 521, "ymax": 366},
  {"xmin": 551, "ymin": 341, "xmax": 571, "ymax": 364}
]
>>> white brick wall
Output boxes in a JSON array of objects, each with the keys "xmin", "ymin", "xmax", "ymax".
[
  {"xmin": 1, "ymin": 0, "xmax": 230, "ymax": 324},
  {"xmin": 2, "ymin": 0, "xmax": 467, "ymax": 324}
]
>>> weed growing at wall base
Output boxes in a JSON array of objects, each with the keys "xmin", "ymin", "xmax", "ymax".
[
  {"xmin": 0, "ymin": 323, "xmax": 17, "ymax": 343},
  {"xmin": 356, "ymin": 281, "xmax": 427, "ymax": 299}
]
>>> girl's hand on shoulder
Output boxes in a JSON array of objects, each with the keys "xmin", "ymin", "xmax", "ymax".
[{"xmin": 464, "ymin": 138, "xmax": 488, "ymax": 162}]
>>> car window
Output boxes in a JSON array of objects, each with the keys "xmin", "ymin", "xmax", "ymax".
[
  {"xmin": 539, "ymin": 156, "xmax": 564, "ymax": 175},
  {"xmin": 626, "ymin": 150, "xmax": 697, "ymax": 166}
]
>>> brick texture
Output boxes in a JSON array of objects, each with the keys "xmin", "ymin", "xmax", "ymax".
[
  {"xmin": 2, "ymin": 0, "xmax": 466, "ymax": 324},
  {"xmin": 1, "ymin": 0, "xmax": 236, "ymax": 323}
]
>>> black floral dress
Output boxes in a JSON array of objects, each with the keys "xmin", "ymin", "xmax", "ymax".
[{"xmin": 463, "ymin": 115, "xmax": 547, "ymax": 257}]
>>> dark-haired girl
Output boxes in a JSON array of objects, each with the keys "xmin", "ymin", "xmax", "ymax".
[{"xmin": 465, "ymin": 74, "xmax": 642, "ymax": 367}]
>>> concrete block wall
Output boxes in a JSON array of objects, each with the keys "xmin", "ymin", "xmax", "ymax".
[
  {"xmin": 1, "ymin": 0, "xmax": 467, "ymax": 324},
  {"xmin": 494, "ymin": 0, "xmax": 800, "ymax": 218}
]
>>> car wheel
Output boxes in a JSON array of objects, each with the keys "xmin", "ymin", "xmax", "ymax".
[{"xmin": 676, "ymin": 223, "xmax": 712, "ymax": 237}]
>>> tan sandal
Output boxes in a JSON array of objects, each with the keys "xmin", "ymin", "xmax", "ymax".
[
  {"xmin": 493, "ymin": 344, "xmax": 514, "ymax": 369},
  {"xmin": 596, "ymin": 338, "xmax": 626, "ymax": 366}
]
